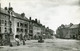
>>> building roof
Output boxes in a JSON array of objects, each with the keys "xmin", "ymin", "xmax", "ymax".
[
  {"xmin": 70, "ymin": 24, "xmax": 79, "ymax": 28},
  {"xmin": 58, "ymin": 24, "xmax": 80, "ymax": 30},
  {"xmin": 13, "ymin": 12, "xmax": 29, "ymax": 21},
  {"xmin": 0, "ymin": 8, "xmax": 29, "ymax": 21},
  {"xmin": 60, "ymin": 24, "xmax": 70, "ymax": 29},
  {"xmin": 64, "ymin": 25, "xmax": 70, "ymax": 28},
  {"xmin": 0, "ymin": 8, "xmax": 8, "ymax": 14}
]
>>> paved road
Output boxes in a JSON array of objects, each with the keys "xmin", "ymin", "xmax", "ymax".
[{"xmin": 0, "ymin": 39, "xmax": 80, "ymax": 51}]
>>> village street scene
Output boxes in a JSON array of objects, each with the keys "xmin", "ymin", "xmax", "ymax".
[{"xmin": 0, "ymin": 0, "xmax": 80, "ymax": 51}]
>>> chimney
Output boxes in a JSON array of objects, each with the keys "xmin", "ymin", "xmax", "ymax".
[
  {"xmin": 29, "ymin": 17, "xmax": 31, "ymax": 20},
  {"xmin": 35, "ymin": 19, "xmax": 37, "ymax": 23},
  {"xmin": 47, "ymin": 27, "xmax": 49, "ymax": 29},
  {"xmin": 43, "ymin": 25, "xmax": 45, "ymax": 28},
  {"xmin": 9, "ymin": 2, "xmax": 11, "ymax": 8},
  {"xmin": 70, "ymin": 23, "xmax": 73, "ymax": 27},
  {"xmin": 38, "ymin": 20, "xmax": 40, "ymax": 23},
  {"xmin": 79, "ymin": 23, "xmax": 80, "ymax": 27},
  {"xmin": 21, "ymin": 13, "xmax": 25, "ymax": 17},
  {"xmin": 8, "ymin": 3, "xmax": 13, "ymax": 11},
  {"xmin": 61, "ymin": 24, "xmax": 64, "ymax": 28}
]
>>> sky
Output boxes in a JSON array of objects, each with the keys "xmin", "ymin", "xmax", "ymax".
[{"xmin": 0, "ymin": 0, "xmax": 80, "ymax": 32}]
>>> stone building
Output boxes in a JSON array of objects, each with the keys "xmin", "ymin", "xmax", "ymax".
[
  {"xmin": 41, "ymin": 25, "xmax": 46, "ymax": 39},
  {"xmin": 56, "ymin": 24, "xmax": 70, "ymax": 38},
  {"xmin": 0, "ymin": 3, "xmax": 54, "ymax": 45},
  {"xmin": 29, "ymin": 18, "xmax": 43, "ymax": 39},
  {"xmin": 45, "ymin": 27, "xmax": 54, "ymax": 39},
  {"xmin": 56, "ymin": 23, "xmax": 80, "ymax": 39},
  {"xmin": 13, "ymin": 12, "xmax": 29, "ymax": 40},
  {"xmin": 68, "ymin": 24, "xmax": 80, "ymax": 39},
  {"xmin": 0, "ymin": 4, "xmax": 29, "ymax": 45},
  {"xmin": 0, "ymin": 5, "xmax": 14, "ymax": 45},
  {"xmin": 28, "ymin": 17, "xmax": 33, "ymax": 39}
]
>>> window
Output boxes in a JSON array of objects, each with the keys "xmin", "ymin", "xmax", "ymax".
[
  {"xmin": 0, "ymin": 20, "xmax": 1, "ymax": 26},
  {"xmin": 24, "ymin": 24, "xmax": 26, "ymax": 27},
  {"xmin": 20, "ymin": 23, "xmax": 23, "ymax": 27},
  {"xmin": 21, "ymin": 29, "xmax": 23, "ymax": 32},
  {"xmin": 17, "ymin": 28, "xmax": 19, "ymax": 32},
  {"xmin": 17, "ymin": 22, "xmax": 19, "ymax": 27},
  {"xmin": 29, "ymin": 30, "xmax": 33, "ymax": 33},
  {"xmin": 5, "ymin": 27, "xmax": 7, "ymax": 32},
  {"xmin": 25, "ymin": 24, "xmax": 28, "ymax": 28},
  {"xmin": 1, "ymin": 20, "xmax": 4, "ymax": 24},
  {"xmin": 5, "ymin": 16, "xmax": 6, "ymax": 18},
  {"xmin": 25, "ymin": 29, "xmax": 27, "ymax": 32},
  {"xmin": 25, "ymin": 29, "xmax": 27, "ymax": 33},
  {"xmin": 5, "ymin": 20, "xmax": 7, "ymax": 26},
  {"xmin": 29, "ymin": 25, "xmax": 33, "ymax": 29},
  {"xmin": 0, "ymin": 27, "xmax": 1, "ymax": 32}
]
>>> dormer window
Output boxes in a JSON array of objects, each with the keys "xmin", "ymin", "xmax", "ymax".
[
  {"xmin": 9, "ymin": 7, "xmax": 13, "ymax": 11},
  {"xmin": 21, "ymin": 13, "xmax": 25, "ymax": 17},
  {"xmin": 4, "ymin": 7, "xmax": 7, "ymax": 10},
  {"xmin": 61, "ymin": 24, "xmax": 65, "ymax": 28}
]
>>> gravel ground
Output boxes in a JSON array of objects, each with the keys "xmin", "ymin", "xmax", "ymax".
[{"xmin": 0, "ymin": 39, "xmax": 80, "ymax": 51}]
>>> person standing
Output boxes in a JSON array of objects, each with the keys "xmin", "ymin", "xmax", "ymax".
[
  {"xmin": 15, "ymin": 35, "xmax": 20, "ymax": 46},
  {"xmin": 23, "ymin": 36, "xmax": 25, "ymax": 45}
]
